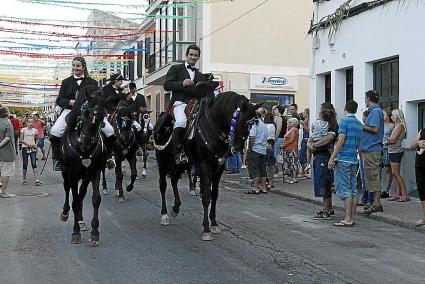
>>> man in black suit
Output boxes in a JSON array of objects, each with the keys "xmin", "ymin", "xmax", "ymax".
[
  {"xmin": 50, "ymin": 56, "xmax": 98, "ymax": 171},
  {"xmin": 164, "ymin": 44, "xmax": 205, "ymax": 165}
]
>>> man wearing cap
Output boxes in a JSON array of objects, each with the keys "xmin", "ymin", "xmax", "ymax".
[
  {"xmin": 164, "ymin": 44, "xmax": 205, "ymax": 165},
  {"xmin": 0, "ymin": 107, "xmax": 16, "ymax": 198}
]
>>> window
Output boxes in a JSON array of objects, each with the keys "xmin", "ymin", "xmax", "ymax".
[
  {"xmin": 137, "ymin": 41, "xmax": 143, "ymax": 78},
  {"xmin": 325, "ymin": 73, "xmax": 331, "ymax": 103},
  {"xmin": 374, "ymin": 57, "xmax": 399, "ymax": 109},
  {"xmin": 346, "ymin": 68, "xmax": 353, "ymax": 102},
  {"xmin": 128, "ymin": 49, "xmax": 135, "ymax": 81},
  {"xmin": 419, "ymin": 103, "xmax": 425, "ymax": 131}
]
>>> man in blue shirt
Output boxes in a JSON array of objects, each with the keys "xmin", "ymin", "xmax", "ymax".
[
  {"xmin": 246, "ymin": 111, "xmax": 268, "ymax": 194},
  {"xmin": 328, "ymin": 100, "xmax": 363, "ymax": 226},
  {"xmin": 360, "ymin": 90, "xmax": 384, "ymax": 214}
]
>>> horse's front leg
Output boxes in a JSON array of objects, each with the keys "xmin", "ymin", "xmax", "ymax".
[
  {"xmin": 70, "ymin": 181, "xmax": 82, "ymax": 244},
  {"xmin": 159, "ymin": 168, "xmax": 169, "ymax": 226},
  {"xmin": 114, "ymin": 157, "xmax": 125, "ymax": 203},
  {"xmin": 210, "ymin": 169, "xmax": 224, "ymax": 234},
  {"xmin": 199, "ymin": 163, "xmax": 213, "ymax": 241},
  {"xmin": 89, "ymin": 170, "xmax": 101, "ymax": 247},
  {"xmin": 142, "ymin": 145, "xmax": 147, "ymax": 178},
  {"xmin": 126, "ymin": 155, "xmax": 137, "ymax": 192},
  {"xmin": 77, "ymin": 178, "xmax": 90, "ymax": 231},
  {"xmin": 101, "ymin": 168, "xmax": 108, "ymax": 195},
  {"xmin": 170, "ymin": 174, "xmax": 182, "ymax": 218},
  {"xmin": 60, "ymin": 174, "xmax": 70, "ymax": 222}
]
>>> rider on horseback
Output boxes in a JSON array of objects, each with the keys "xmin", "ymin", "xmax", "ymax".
[
  {"xmin": 50, "ymin": 57, "xmax": 115, "ymax": 171},
  {"xmin": 164, "ymin": 44, "xmax": 206, "ymax": 165}
]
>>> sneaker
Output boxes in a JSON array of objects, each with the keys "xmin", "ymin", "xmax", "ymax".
[
  {"xmin": 327, "ymin": 209, "xmax": 335, "ymax": 216},
  {"xmin": 380, "ymin": 191, "xmax": 390, "ymax": 198},
  {"xmin": 363, "ymin": 203, "xmax": 372, "ymax": 210},
  {"xmin": 388, "ymin": 194, "xmax": 401, "ymax": 201},
  {"xmin": 305, "ymin": 164, "xmax": 311, "ymax": 171},
  {"xmin": 397, "ymin": 195, "xmax": 411, "ymax": 202},
  {"xmin": 35, "ymin": 180, "xmax": 43, "ymax": 186},
  {"xmin": 241, "ymin": 165, "xmax": 247, "ymax": 169},
  {"xmin": 313, "ymin": 210, "xmax": 331, "ymax": 220},
  {"xmin": 22, "ymin": 180, "xmax": 28, "ymax": 185},
  {"xmin": 362, "ymin": 204, "xmax": 384, "ymax": 215}
]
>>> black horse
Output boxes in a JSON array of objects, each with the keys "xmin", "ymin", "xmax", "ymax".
[
  {"xmin": 154, "ymin": 88, "xmax": 259, "ymax": 238},
  {"xmin": 59, "ymin": 88, "xmax": 107, "ymax": 246},
  {"xmin": 110, "ymin": 107, "xmax": 139, "ymax": 203}
]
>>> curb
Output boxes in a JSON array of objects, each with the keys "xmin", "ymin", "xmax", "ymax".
[{"xmin": 270, "ymin": 188, "xmax": 424, "ymax": 233}]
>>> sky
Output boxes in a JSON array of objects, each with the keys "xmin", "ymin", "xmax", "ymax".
[{"xmin": 0, "ymin": 0, "xmax": 147, "ymax": 106}]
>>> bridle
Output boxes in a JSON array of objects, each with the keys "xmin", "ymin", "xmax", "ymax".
[{"xmin": 197, "ymin": 97, "xmax": 249, "ymax": 165}]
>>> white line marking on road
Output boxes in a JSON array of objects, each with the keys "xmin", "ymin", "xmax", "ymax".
[
  {"xmin": 223, "ymin": 186, "xmax": 240, "ymax": 193},
  {"xmin": 243, "ymin": 211, "xmax": 268, "ymax": 221}
]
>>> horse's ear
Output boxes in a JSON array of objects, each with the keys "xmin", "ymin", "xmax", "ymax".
[{"xmin": 240, "ymin": 101, "xmax": 249, "ymax": 112}]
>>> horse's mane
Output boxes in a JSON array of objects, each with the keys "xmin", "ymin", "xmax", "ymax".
[{"xmin": 210, "ymin": 91, "xmax": 247, "ymax": 114}]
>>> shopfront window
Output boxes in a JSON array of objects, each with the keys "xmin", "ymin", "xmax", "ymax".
[
  {"xmin": 325, "ymin": 73, "xmax": 331, "ymax": 103},
  {"xmin": 250, "ymin": 93, "xmax": 294, "ymax": 111}
]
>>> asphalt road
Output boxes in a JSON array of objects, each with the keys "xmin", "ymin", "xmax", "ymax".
[{"xmin": 1, "ymin": 152, "xmax": 425, "ymax": 284}]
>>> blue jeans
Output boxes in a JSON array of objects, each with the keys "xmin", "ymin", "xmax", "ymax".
[
  {"xmin": 22, "ymin": 148, "xmax": 37, "ymax": 170},
  {"xmin": 227, "ymin": 153, "xmax": 242, "ymax": 173},
  {"xmin": 313, "ymin": 154, "xmax": 333, "ymax": 198},
  {"xmin": 334, "ymin": 161, "xmax": 358, "ymax": 200},
  {"xmin": 274, "ymin": 138, "xmax": 284, "ymax": 158},
  {"xmin": 299, "ymin": 138, "xmax": 308, "ymax": 167}
]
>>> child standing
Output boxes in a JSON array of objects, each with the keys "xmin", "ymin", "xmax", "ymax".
[{"xmin": 282, "ymin": 118, "xmax": 299, "ymax": 184}]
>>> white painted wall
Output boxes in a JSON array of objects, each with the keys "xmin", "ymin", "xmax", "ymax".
[{"xmin": 310, "ymin": 1, "xmax": 425, "ymax": 143}]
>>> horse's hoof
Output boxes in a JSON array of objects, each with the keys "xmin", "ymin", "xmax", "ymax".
[
  {"xmin": 142, "ymin": 169, "xmax": 147, "ymax": 177},
  {"xmin": 126, "ymin": 185, "xmax": 133, "ymax": 192},
  {"xmin": 71, "ymin": 233, "xmax": 82, "ymax": 244},
  {"xmin": 78, "ymin": 221, "xmax": 88, "ymax": 231},
  {"xmin": 160, "ymin": 214, "xmax": 170, "ymax": 226},
  {"xmin": 201, "ymin": 232, "xmax": 213, "ymax": 241},
  {"xmin": 189, "ymin": 190, "xmax": 196, "ymax": 196},
  {"xmin": 114, "ymin": 190, "xmax": 119, "ymax": 196},
  {"xmin": 89, "ymin": 236, "xmax": 99, "ymax": 247},
  {"xmin": 60, "ymin": 212, "xmax": 69, "ymax": 222},
  {"xmin": 210, "ymin": 226, "xmax": 221, "ymax": 234},
  {"xmin": 117, "ymin": 196, "xmax": 125, "ymax": 203},
  {"xmin": 170, "ymin": 209, "xmax": 178, "ymax": 218},
  {"xmin": 101, "ymin": 188, "xmax": 108, "ymax": 195}
]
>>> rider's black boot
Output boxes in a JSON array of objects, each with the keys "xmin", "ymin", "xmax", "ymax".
[
  {"xmin": 173, "ymin": 127, "xmax": 188, "ymax": 165},
  {"xmin": 50, "ymin": 135, "xmax": 62, "ymax": 171}
]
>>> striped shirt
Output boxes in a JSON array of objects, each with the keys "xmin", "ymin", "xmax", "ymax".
[{"xmin": 336, "ymin": 114, "xmax": 363, "ymax": 163}]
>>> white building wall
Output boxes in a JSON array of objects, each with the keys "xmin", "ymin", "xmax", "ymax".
[
  {"xmin": 310, "ymin": 0, "xmax": 425, "ymax": 194},
  {"xmin": 311, "ymin": 1, "xmax": 425, "ymax": 143}
]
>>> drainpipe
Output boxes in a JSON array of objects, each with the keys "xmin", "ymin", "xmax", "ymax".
[{"xmin": 310, "ymin": 1, "xmax": 320, "ymax": 120}]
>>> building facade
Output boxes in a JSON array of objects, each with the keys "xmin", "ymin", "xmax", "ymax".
[
  {"xmin": 137, "ymin": 0, "xmax": 312, "ymax": 121},
  {"xmin": 309, "ymin": 0, "xmax": 425, "ymax": 194}
]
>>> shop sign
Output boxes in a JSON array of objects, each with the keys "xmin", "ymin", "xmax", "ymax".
[{"xmin": 250, "ymin": 74, "xmax": 298, "ymax": 91}]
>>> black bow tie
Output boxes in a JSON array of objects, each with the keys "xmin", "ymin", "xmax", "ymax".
[
  {"xmin": 75, "ymin": 77, "xmax": 84, "ymax": 81},
  {"xmin": 187, "ymin": 65, "xmax": 196, "ymax": 72}
]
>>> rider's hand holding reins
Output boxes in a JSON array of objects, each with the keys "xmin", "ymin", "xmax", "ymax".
[{"xmin": 183, "ymin": 79, "xmax": 194, "ymax": 87}]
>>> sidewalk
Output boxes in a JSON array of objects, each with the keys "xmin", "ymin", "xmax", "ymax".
[{"xmin": 221, "ymin": 169, "xmax": 425, "ymax": 232}]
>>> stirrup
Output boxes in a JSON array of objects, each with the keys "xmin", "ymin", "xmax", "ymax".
[
  {"xmin": 107, "ymin": 159, "xmax": 116, "ymax": 169},
  {"xmin": 53, "ymin": 160, "xmax": 62, "ymax": 172},
  {"xmin": 175, "ymin": 153, "xmax": 189, "ymax": 165}
]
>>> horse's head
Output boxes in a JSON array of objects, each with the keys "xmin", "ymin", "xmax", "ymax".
[
  {"xmin": 78, "ymin": 88, "xmax": 104, "ymax": 153},
  {"xmin": 231, "ymin": 100, "xmax": 262, "ymax": 153},
  {"xmin": 116, "ymin": 106, "xmax": 135, "ymax": 150}
]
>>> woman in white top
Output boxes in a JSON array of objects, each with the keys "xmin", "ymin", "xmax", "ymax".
[{"xmin": 20, "ymin": 119, "xmax": 42, "ymax": 185}]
